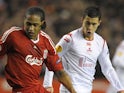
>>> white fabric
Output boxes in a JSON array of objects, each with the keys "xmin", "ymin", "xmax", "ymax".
[
  {"xmin": 43, "ymin": 67, "xmax": 54, "ymax": 87},
  {"xmin": 44, "ymin": 28, "xmax": 124, "ymax": 92},
  {"xmin": 106, "ymin": 40, "xmax": 124, "ymax": 93}
]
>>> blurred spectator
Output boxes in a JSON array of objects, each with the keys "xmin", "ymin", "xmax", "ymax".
[
  {"xmin": 4, "ymin": 0, "xmax": 13, "ymax": 18},
  {"xmin": 107, "ymin": 40, "xmax": 124, "ymax": 93},
  {"xmin": 0, "ymin": 0, "xmax": 6, "ymax": 13},
  {"xmin": 53, "ymin": 9, "xmax": 73, "ymax": 37}
]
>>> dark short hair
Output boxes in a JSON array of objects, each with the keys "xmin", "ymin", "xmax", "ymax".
[
  {"xmin": 83, "ymin": 6, "xmax": 101, "ymax": 20},
  {"xmin": 25, "ymin": 6, "xmax": 46, "ymax": 29}
]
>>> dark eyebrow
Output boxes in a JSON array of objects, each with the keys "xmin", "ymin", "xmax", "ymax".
[
  {"xmin": 86, "ymin": 21, "xmax": 97, "ymax": 25},
  {"xmin": 26, "ymin": 22, "xmax": 39, "ymax": 26},
  {"xmin": 92, "ymin": 23, "xmax": 97, "ymax": 25}
]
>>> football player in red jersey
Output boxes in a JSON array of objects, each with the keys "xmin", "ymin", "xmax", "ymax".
[{"xmin": 0, "ymin": 6, "xmax": 76, "ymax": 93}]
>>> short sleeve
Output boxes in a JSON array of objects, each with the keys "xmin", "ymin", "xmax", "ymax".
[
  {"xmin": 45, "ymin": 54, "xmax": 63, "ymax": 71},
  {"xmin": 43, "ymin": 34, "xmax": 63, "ymax": 72}
]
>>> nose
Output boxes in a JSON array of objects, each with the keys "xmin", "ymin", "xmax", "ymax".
[
  {"xmin": 88, "ymin": 24, "xmax": 93, "ymax": 30},
  {"xmin": 29, "ymin": 25, "xmax": 34, "ymax": 32}
]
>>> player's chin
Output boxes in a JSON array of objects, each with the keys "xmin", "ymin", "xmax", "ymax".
[
  {"xmin": 28, "ymin": 33, "xmax": 35, "ymax": 38},
  {"xmin": 26, "ymin": 34, "xmax": 34, "ymax": 39}
]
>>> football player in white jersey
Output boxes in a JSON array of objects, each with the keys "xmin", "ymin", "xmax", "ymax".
[
  {"xmin": 107, "ymin": 41, "xmax": 124, "ymax": 93},
  {"xmin": 43, "ymin": 6, "xmax": 124, "ymax": 93}
]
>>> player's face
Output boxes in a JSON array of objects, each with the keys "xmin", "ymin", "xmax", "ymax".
[
  {"xmin": 82, "ymin": 16, "xmax": 101, "ymax": 39},
  {"xmin": 24, "ymin": 14, "xmax": 43, "ymax": 40}
]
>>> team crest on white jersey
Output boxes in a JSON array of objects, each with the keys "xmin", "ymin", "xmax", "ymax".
[
  {"xmin": 87, "ymin": 47, "xmax": 92, "ymax": 52},
  {"xmin": 25, "ymin": 55, "xmax": 43, "ymax": 66}
]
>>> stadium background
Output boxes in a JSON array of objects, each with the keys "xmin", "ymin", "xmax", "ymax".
[{"xmin": 0, "ymin": 0, "xmax": 124, "ymax": 93}]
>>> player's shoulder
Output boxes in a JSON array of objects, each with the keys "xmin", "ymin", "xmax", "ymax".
[
  {"xmin": 3, "ymin": 26, "xmax": 22, "ymax": 35},
  {"xmin": 39, "ymin": 30, "xmax": 55, "ymax": 45},
  {"xmin": 39, "ymin": 30, "xmax": 51, "ymax": 40},
  {"xmin": 94, "ymin": 33, "xmax": 107, "ymax": 47},
  {"xmin": 63, "ymin": 28, "xmax": 80, "ymax": 38},
  {"xmin": 70, "ymin": 28, "xmax": 81, "ymax": 35},
  {"xmin": 60, "ymin": 28, "xmax": 81, "ymax": 43},
  {"xmin": 39, "ymin": 30, "xmax": 55, "ymax": 47},
  {"xmin": 95, "ymin": 33, "xmax": 105, "ymax": 41},
  {"xmin": 1, "ymin": 26, "xmax": 22, "ymax": 41}
]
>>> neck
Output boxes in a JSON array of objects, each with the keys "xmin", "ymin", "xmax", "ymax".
[
  {"xmin": 83, "ymin": 33, "xmax": 94, "ymax": 41},
  {"xmin": 31, "ymin": 34, "xmax": 39, "ymax": 43},
  {"xmin": 84, "ymin": 37, "xmax": 93, "ymax": 41}
]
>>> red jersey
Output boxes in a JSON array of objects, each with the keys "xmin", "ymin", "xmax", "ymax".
[{"xmin": 0, "ymin": 27, "xmax": 63, "ymax": 92}]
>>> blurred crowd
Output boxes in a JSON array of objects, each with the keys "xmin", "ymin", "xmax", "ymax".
[{"xmin": 0, "ymin": 0, "xmax": 124, "ymax": 78}]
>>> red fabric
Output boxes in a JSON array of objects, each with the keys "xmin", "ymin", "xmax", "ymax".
[
  {"xmin": 0, "ymin": 27, "xmax": 63, "ymax": 90},
  {"xmin": 12, "ymin": 84, "xmax": 50, "ymax": 93}
]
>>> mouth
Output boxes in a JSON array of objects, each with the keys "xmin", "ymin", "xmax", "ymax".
[
  {"xmin": 28, "ymin": 32, "xmax": 34, "ymax": 36},
  {"xmin": 26, "ymin": 32, "xmax": 34, "ymax": 39},
  {"xmin": 87, "ymin": 30, "xmax": 91, "ymax": 34}
]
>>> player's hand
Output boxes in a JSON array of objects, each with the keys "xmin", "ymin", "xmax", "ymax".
[
  {"xmin": 45, "ymin": 87, "xmax": 54, "ymax": 93},
  {"xmin": 117, "ymin": 90, "xmax": 124, "ymax": 93}
]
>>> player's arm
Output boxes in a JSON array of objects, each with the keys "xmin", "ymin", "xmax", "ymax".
[
  {"xmin": 43, "ymin": 44, "xmax": 65, "ymax": 93},
  {"xmin": 55, "ymin": 34, "xmax": 72, "ymax": 57},
  {"xmin": 54, "ymin": 69, "xmax": 76, "ymax": 93},
  {"xmin": 43, "ymin": 34, "xmax": 72, "ymax": 90},
  {"xmin": 0, "ymin": 27, "xmax": 22, "ymax": 57},
  {"xmin": 45, "ymin": 87, "xmax": 53, "ymax": 93},
  {"xmin": 44, "ymin": 33, "xmax": 75, "ymax": 92},
  {"xmin": 45, "ymin": 55, "xmax": 76, "ymax": 93},
  {"xmin": 43, "ymin": 67, "xmax": 54, "ymax": 93},
  {"xmin": 45, "ymin": 59, "xmax": 76, "ymax": 93},
  {"xmin": 0, "ymin": 36, "xmax": 8, "ymax": 58},
  {"xmin": 98, "ymin": 41, "xmax": 124, "ymax": 92}
]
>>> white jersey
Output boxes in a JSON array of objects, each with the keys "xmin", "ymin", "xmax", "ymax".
[
  {"xmin": 107, "ymin": 40, "xmax": 124, "ymax": 93},
  {"xmin": 43, "ymin": 28, "xmax": 124, "ymax": 93}
]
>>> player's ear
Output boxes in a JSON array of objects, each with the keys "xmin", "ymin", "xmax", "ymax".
[
  {"xmin": 96, "ymin": 20, "xmax": 102, "ymax": 32},
  {"xmin": 41, "ymin": 20, "xmax": 46, "ymax": 30},
  {"xmin": 41, "ymin": 20, "xmax": 45, "ymax": 25},
  {"xmin": 98, "ymin": 20, "xmax": 102, "ymax": 26}
]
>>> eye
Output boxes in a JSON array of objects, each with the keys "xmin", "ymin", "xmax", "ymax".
[
  {"xmin": 86, "ymin": 21, "xmax": 90, "ymax": 25},
  {"xmin": 26, "ymin": 22, "xmax": 31, "ymax": 26},
  {"xmin": 26, "ymin": 22, "xmax": 39, "ymax": 27},
  {"xmin": 92, "ymin": 23, "xmax": 96, "ymax": 26},
  {"xmin": 33, "ymin": 23, "xmax": 39, "ymax": 27}
]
